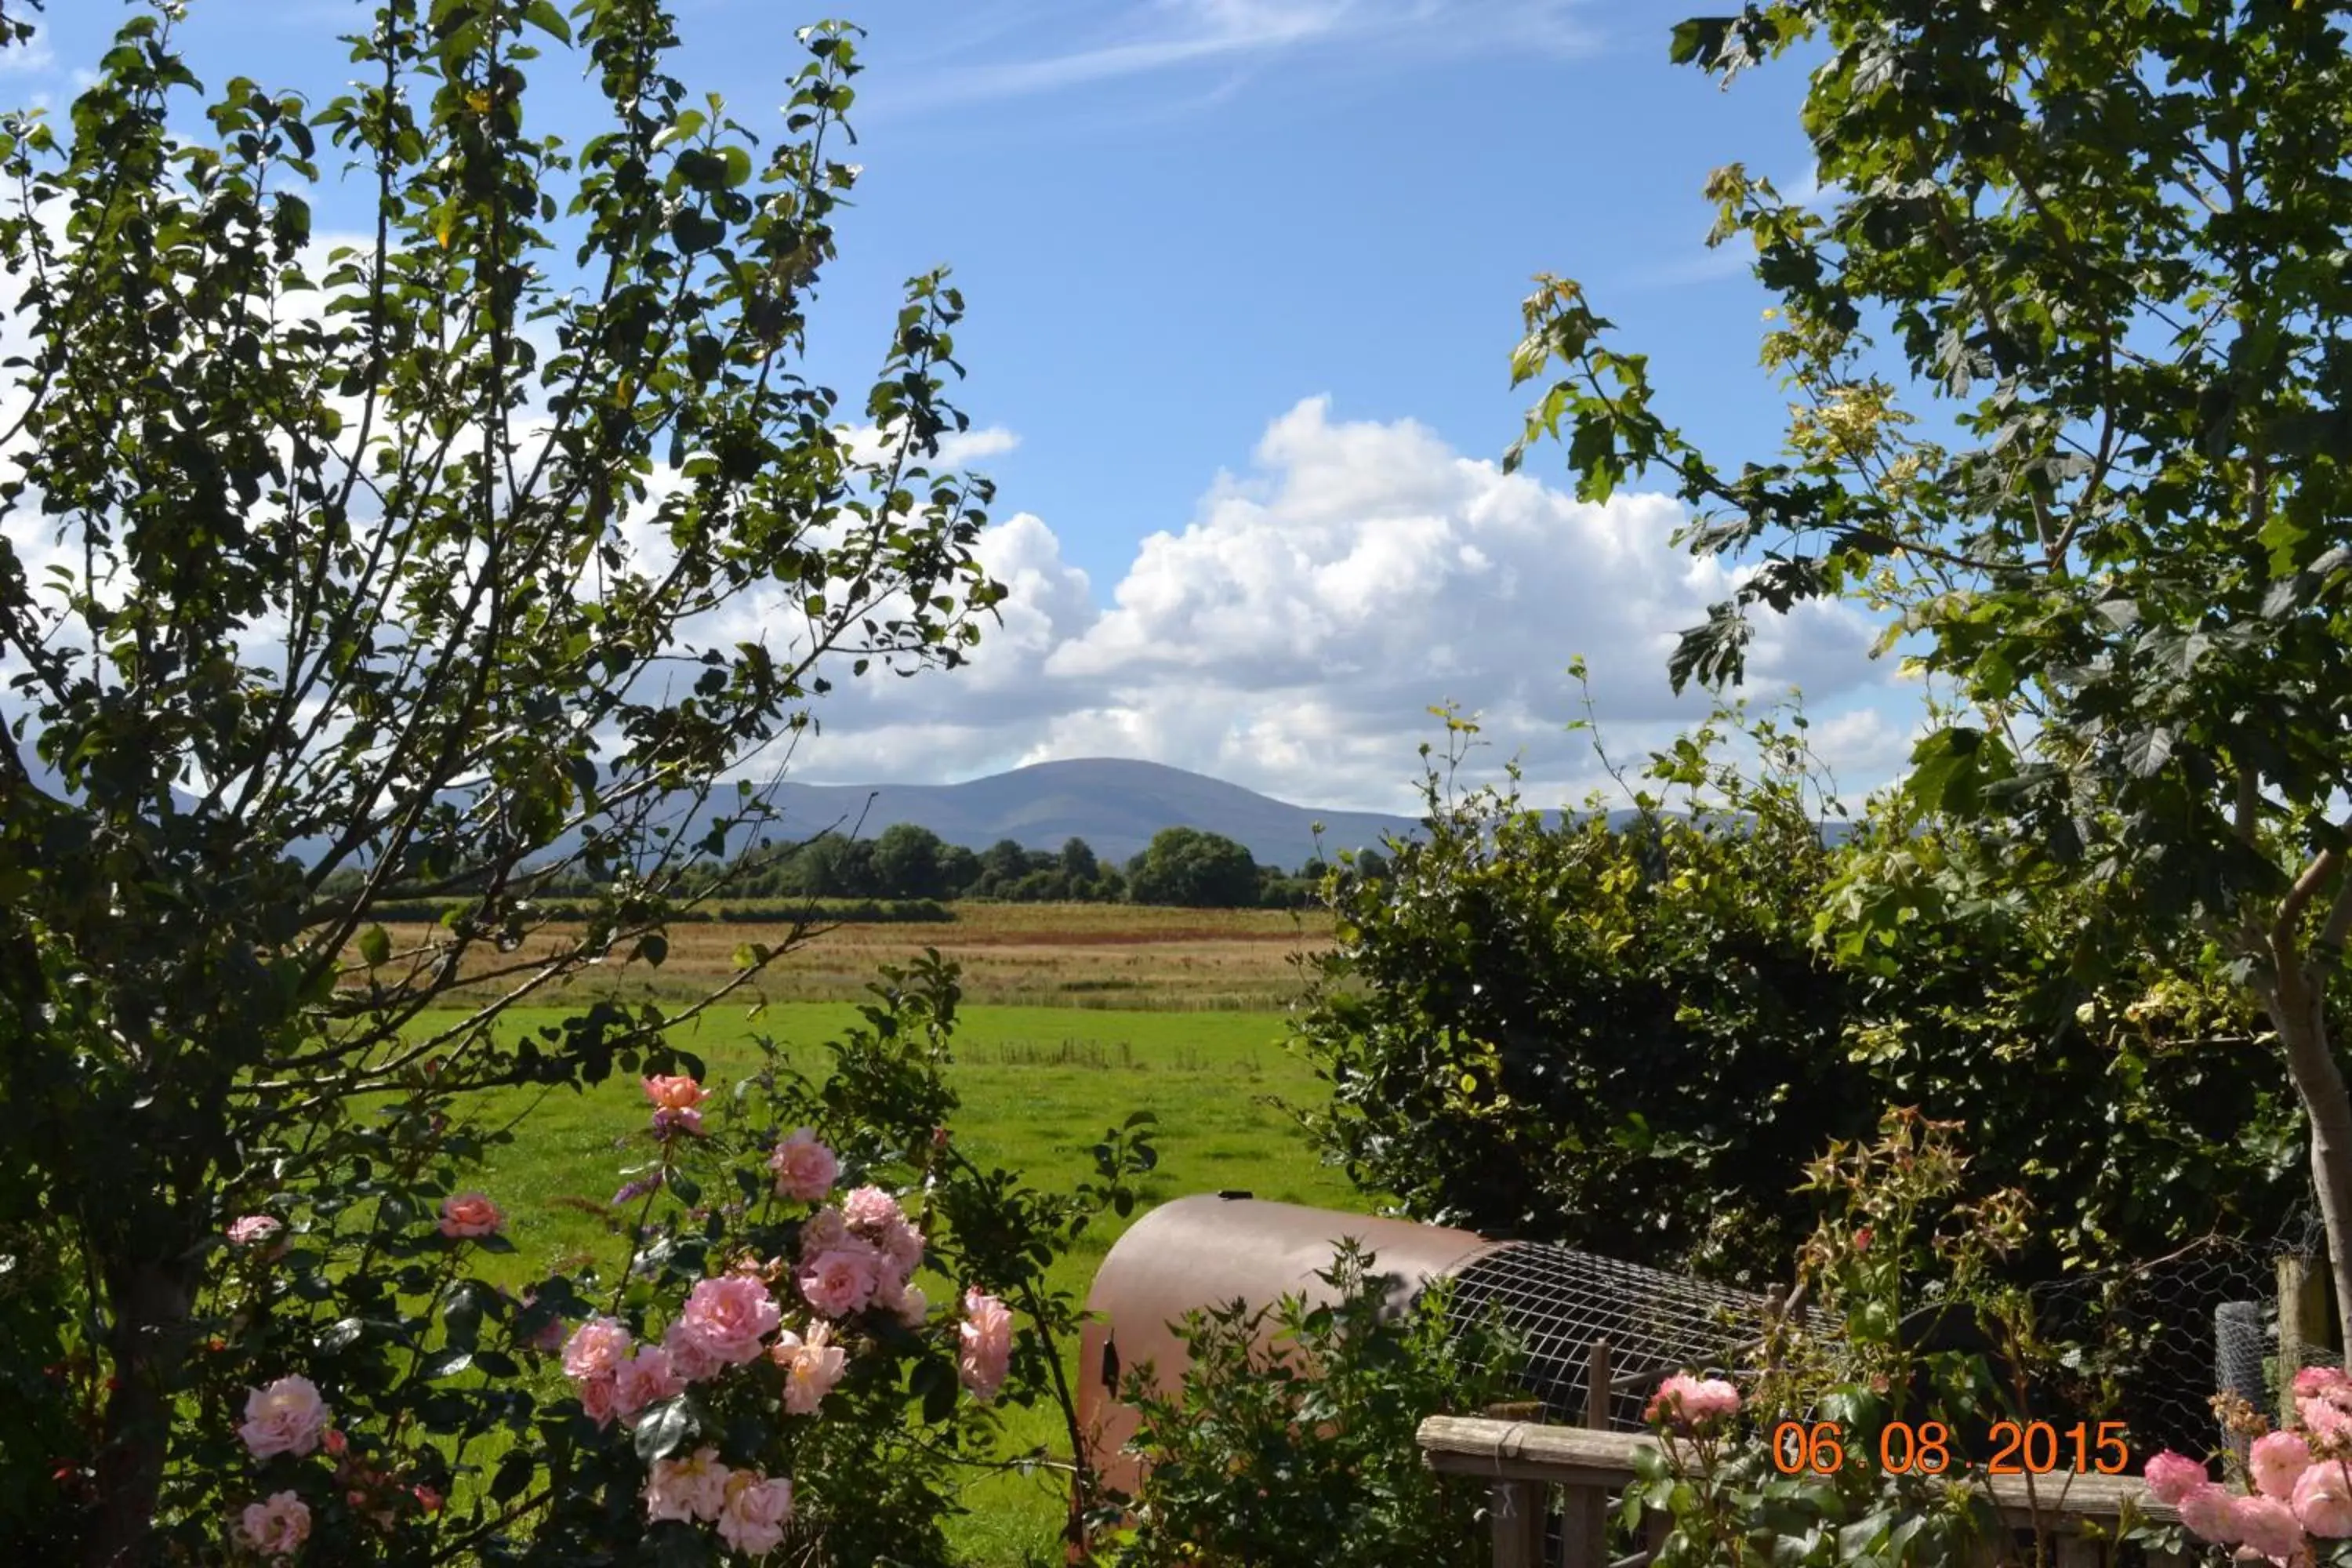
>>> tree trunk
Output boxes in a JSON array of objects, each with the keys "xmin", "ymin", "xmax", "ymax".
[
  {"xmin": 2263, "ymin": 966, "xmax": 2352, "ymax": 1351},
  {"xmin": 83, "ymin": 1253, "xmax": 199, "ymax": 1568}
]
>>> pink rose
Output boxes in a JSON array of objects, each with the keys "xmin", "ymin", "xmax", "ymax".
[
  {"xmin": 842, "ymin": 1184, "xmax": 904, "ymax": 1232},
  {"xmin": 227, "ymin": 1215, "xmax": 284, "ymax": 1248},
  {"xmin": 770, "ymin": 1129, "xmax": 840, "ymax": 1202},
  {"xmin": 2304, "ymin": 1395, "xmax": 2352, "ymax": 1441},
  {"xmin": 2298, "ymin": 1366, "xmax": 2352, "ymax": 1399},
  {"xmin": 234, "ymin": 1490, "xmax": 312, "ymax": 1558},
  {"xmin": 958, "ymin": 1288, "xmax": 1013, "ymax": 1403},
  {"xmin": 799, "ymin": 1207, "xmax": 849, "ymax": 1258},
  {"xmin": 2143, "ymin": 1449, "xmax": 2210, "ymax": 1505},
  {"xmin": 2252, "ymin": 1430, "xmax": 2314, "ymax": 1501},
  {"xmin": 879, "ymin": 1274, "xmax": 930, "ymax": 1327},
  {"xmin": 652, "ymin": 1106, "xmax": 704, "ymax": 1140},
  {"xmin": 239, "ymin": 1375, "xmax": 331, "ymax": 1459},
  {"xmin": 561, "ymin": 1317, "xmax": 633, "ymax": 1383},
  {"xmin": 1645, "ymin": 1373, "xmax": 1740, "ymax": 1430},
  {"xmin": 2297, "ymin": 1457, "xmax": 2352, "ymax": 1539},
  {"xmin": 674, "ymin": 1275, "xmax": 781, "ymax": 1367},
  {"xmin": 614, "ymin": 1345, "xmax": 685, "ymax": 1422},
  {"xmin": 644, "ymin": 1446, "xmax": 732, "ymax": 1523},
  {"xmin": 877, "ymin": 1216, "xmax": 926, "ymax": 1279},
  {"xmin": 717, "ymin": 1471, "xmax": 794, "ymax": 1557},
  {"xmin": 2233, "ymin": 1494, "xmax": 2305, "ymax": 1561},
  {"xmin": 579, "ymin": 1373, "xmax": 620, "ymax": 1428},
  {"xmin": 438, "ymin": 1192, "xmax": 503, "ymax": 1238},
  {"xmin": 798, "ymin": 1246, "xmax": 880, "ymax": 1319},
  {"xmin": 771, "ymin": 1320, "xmax": 848, "ymax": 1416},
  {"xmin": 643, "ymin": 1074, "xmax": 709, "ymax": 1112},
  {"xmin": 2180, "ymin": 1481, "xmax": 2245, "ymax": 1544},
  {"xmin": 663, "ymin": 1318, "xmax": 727, "ymax": 1383}
]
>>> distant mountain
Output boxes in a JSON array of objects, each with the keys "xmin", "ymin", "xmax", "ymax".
[
  {"xmin": 13, "ymin": 743, "xmax": 1857, "ymax": 874},
  {"xmin": 753, "ymin": 758, "xmax": 1425, "ymax": 869}
]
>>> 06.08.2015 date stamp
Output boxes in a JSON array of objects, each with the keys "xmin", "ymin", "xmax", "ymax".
[{"xmin": 1769, "ymin": 1419, "xmax": 2132, "ymax": 1477}]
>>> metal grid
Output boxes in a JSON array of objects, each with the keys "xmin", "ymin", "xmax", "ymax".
[{"xmin": 1443, "ymin": 1241, "xmax": 1835, "ymax": 1429}]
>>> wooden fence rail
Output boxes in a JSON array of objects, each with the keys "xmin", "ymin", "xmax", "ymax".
[{"xmin": 1416, "ymin": 1416, "xmax": 2190, "ymax": 1568}]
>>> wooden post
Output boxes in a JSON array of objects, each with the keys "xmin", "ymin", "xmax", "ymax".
[
  {"xmin": 1479, "ymin": 1403, "xmax": 1548, "ymax": 1568},
  {"xmin": 2281, "ymin": 1254, "xmax": 2326, "ymax": 1399},
  {"xmin": 1552, "ymin": 1341, "xmax": 1613, "ymax": 1566}
]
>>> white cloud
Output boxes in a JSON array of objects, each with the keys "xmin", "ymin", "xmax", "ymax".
[
  {"xmin": 0, "ymin": 25, "xmax": 55, "ymax": 78},
  {"xmin": 762, "ymin": 395, "xmax": 1920, "ymax": 815}
]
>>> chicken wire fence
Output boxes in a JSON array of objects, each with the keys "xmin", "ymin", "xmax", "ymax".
[{"xmin": 1440, "ymin": 1214, "xmax": 2334, "ymax": 1457}]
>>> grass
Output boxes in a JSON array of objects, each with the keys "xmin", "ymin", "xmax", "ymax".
[
  {"xmin": 344, "ymin": 902, "xmax": 1340, "ymax": 1012},
  {"xmin": 424, "ymin": 999, "xmax": 1374, "ymax": 1566}
]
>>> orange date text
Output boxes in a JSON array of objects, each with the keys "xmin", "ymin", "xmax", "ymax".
[{"xmin": 1768, "ymin": 1420, "xmax": 2130, "ymax": 1477}]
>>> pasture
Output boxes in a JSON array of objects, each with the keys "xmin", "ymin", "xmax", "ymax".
[
  {"xmin": 361, "ymin": 901, "xmax": 1340, "ymax": 1011},
  {"xmin": 389, "ymin": 905, "xmax": 1373, "ymax": 1563}
]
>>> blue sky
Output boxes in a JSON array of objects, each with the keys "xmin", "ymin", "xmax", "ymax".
[{"xmin": 6, "ymin": 2, "xmax": 1938, "ymax": 815}]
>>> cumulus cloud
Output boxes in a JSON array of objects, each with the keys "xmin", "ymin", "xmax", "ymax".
[{"xmin": 764, "ymin": 395, "xmax": 1915, "ymax": 815}]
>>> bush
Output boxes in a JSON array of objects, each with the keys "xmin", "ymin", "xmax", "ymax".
[
  {"xmin": 1289, "ymin": 698, "xmax": 2307, "ymax": 1301},
  {"xmin": 1089, "ymin": 1240, "xmax": 1521, "ymax": 1568},
  {"xmin": 27, "ymin": 954, "xmax": 1156, "ymax": 1563}
]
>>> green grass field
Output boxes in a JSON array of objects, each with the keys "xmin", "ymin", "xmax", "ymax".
[{"xmin": 423, "ymin": 1001, "xmax": 1373, "ymax": 1565}]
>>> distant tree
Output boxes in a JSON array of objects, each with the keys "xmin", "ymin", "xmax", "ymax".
[
  {"xmin": 938, "ymin": 843, "xmax": 983, "ymax": 898},
  {"xmin": 872, "ymin": 822, "xmax": 950, "ymax": 900},
  {"xmin": 1126, "ymin": 827, "xmax": 1261, "ymax": 908},
  {"xmin": 1059, "ymin": 836, "xmax": 1101, "ymax": 885},
  {"xmin": 1009, "ymin": 868, "xmax": 1069, "ymax": 902}
]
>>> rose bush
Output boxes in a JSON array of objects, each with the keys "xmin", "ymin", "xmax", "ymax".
[{"xmin": 91, "ymin": 953, "xmax": 1156, "ymax": 1565}]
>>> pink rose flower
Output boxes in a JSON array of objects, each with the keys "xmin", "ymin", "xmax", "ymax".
[
  {"xmin": 959, "ymin": 1288, "xmax": 1013, "ymax": 1403},
  {"xmin": 674, "ymin": 1275, "xmax": 782, "ymax": 1367},
  {"xmin": 878, "ymin": 1274, "xmax": 930, "ymax": 1327},
  {"xmin": 234, "ymin": 1490, "xmax": 312, "ymax": 1558},
  {"xmin": 2180, "ymin": 1481, "xmax": 2245, "ymax": 1544},
  {"xmin": 2297, "ymin": 1457, "xmax": 2352, "ymax": 1539},
  {"xmin": 438, "ymin": 1192, "xmax": 503, "ymax": 1238},
  {"xmin": 2304, "ymin": 1395, "xmax": 2352, "ymax": 1441},
  {"xmin": 842, "ymin": 1184, "xmax": 904, "ymax": 1232},
  {"xmin": 579, "ymin": 1373, "xmax": 620, "ymax": 1428},
  {"xmin": 877, "ymin": 1217, "xmax": 926, "ymax": 1279},
  {"xmin": 772, "ymin": 1320, "xmax": 848, "ymax": 1416},
  {"xmin": 770, "ymin": 1128, "xmax": 839, "ymax": 1202},
  {"xmin": 2252, "ymin": 1430, "xmax": 2314, "ymax": 1501},
  {"xmin": 2143, "ymin": 1449, "xmax": 2210, "ymax": 1505},
  {"xmin": 663, "ymin": 1318, "xmax": 727, "ymax": 1383},
  {"xmin": 652, "ymin": 1106, "xmax": 704, "ymax": 1140},
  {"xmin": 798, "ymin": 1246, "xmax": 880, "ymax": 1319},
  {"xmin": 239, "ymin": 1375, "xmax": 331, "ymax": 1459},
  {"xmin": 1645, "ymin": 1372, "xmax": 1740, "ymax": 1430},
  {"xmin": 643, "ymin": 1074, "xmax": 709, "ymax": 1112},
  {"xmin": 2298, "ymin": 1366, "xmax": 2352, "ymax": 1399},
  {"xmin": 614, "ymin": 1345, "xmax": 685, "ymax": 1422},
  {"xmin": 644, "ymin": 1446, "xmax": 732, "ymax": 1524},
  {"xmin": 717, "ymin": 1472, "xmax": 794, "ymax": 1557},
  {"xmin": 2233, "ymin": 1494, "xmax": 2305, "ymax": 1561},
  {"xmin": 519, "ymin": 1292, "xmax": 568, "ymax": 1353},
  {"xmin": 561, "ymin": 1317, "xmax": 633, "ymax": 1383},
  {"xmin": 227, "ymin": 1215, "xmax": 283, "ymax": 1248},
  {"xmin": 800, "ymin": 1207, "xmax": 849, "ymax": 1258}
]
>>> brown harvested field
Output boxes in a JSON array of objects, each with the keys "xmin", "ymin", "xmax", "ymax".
[{"xmin": 348, "ymin": 902, "xmax": 1341, "ymax": 1011}]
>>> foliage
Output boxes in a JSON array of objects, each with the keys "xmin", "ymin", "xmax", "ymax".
[
  {"xmin": 1504, "ymin": 0, "xmax": 2352, "ymax": 1337},
  {"xmin": 1087, "ymin": 1241, "xmax": 1520, "ymax": 1568},
  {"xmin": 1287, "ymin": 694, "xmax": 2305, "ymax": 1294},
  {"xmin": 0, "ymin": 2, "xmax": 1019, "ymax": 1555},
  {"xmin": 1121, "ymin": 828, "xmax": 1264, "ymax": 910},
  {"xmin": 1616, "ymin": 1109, "xmax": 2183, "ymax": 1566},
  {"xmin": 38, "ymin": 950, "xmax": 1156, "ymax": 1563}
]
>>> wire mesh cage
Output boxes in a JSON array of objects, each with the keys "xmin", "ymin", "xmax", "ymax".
[{"xmin": 1442, "ymin": 1240, "xmax": 1837, "ymax": 1429}]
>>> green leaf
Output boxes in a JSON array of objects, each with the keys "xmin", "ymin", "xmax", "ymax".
[
  {"xmin": 422, "ymin": 1349, "xmax": 474, "ymax": 1380},
  {"xmin": 520, "ymin": 0, "xmax": 572, "ymax": 44},
  {"xmin": 633, "ymin": 1396, "xmax": 693, "ymax": 1462},
  {"xmin": 358, "ymin": 924, "xmax": 391, "ymax": 966}
]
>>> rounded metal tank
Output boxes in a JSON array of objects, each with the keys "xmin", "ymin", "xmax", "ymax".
[{"xmin": 1075, "ymin": 1193, "xmax": 1495, "ymax": 1497}]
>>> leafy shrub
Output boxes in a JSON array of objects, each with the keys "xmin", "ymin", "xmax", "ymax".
[
  {"xmin": 25, "ymin": 953, "xmax": 1154, "ymax": 1563},
  {"xmin": 1089, "ymin": 1241, "xmax": 1521, "ymax": 1568},
  {"xmin": 1289, "ymin": 695, "xmax": 2307, "ymax": 1301}
]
